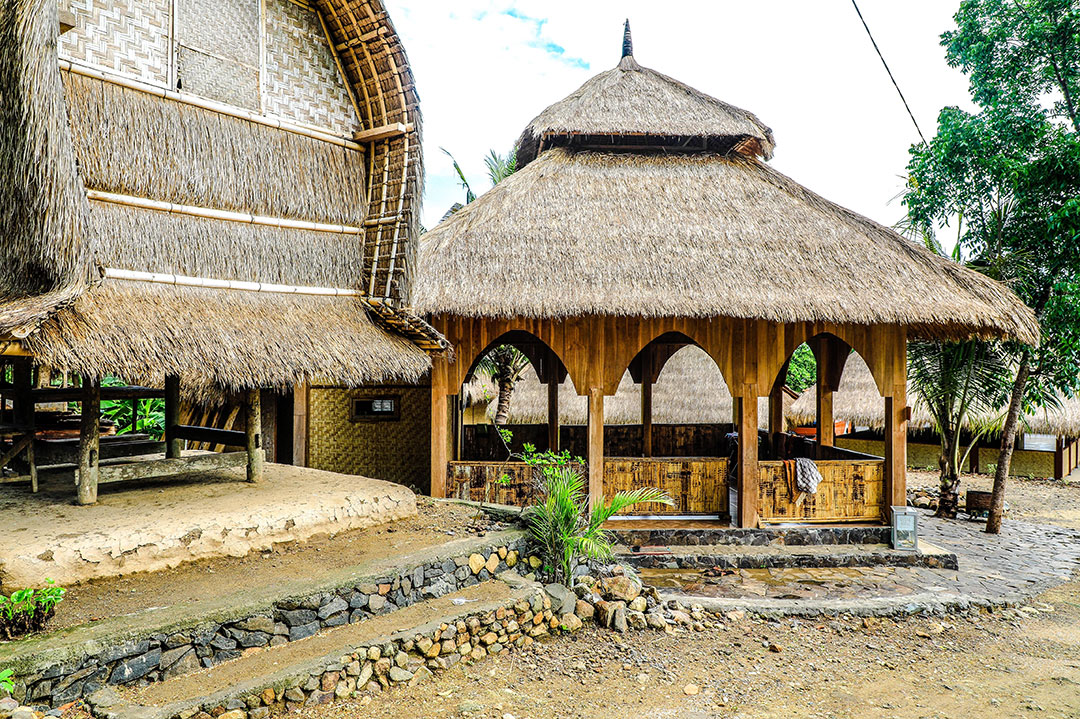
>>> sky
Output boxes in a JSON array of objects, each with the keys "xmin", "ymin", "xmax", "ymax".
[{"xmin": 386, "ymin": 1, "xmax": 978, "ymax": 233}]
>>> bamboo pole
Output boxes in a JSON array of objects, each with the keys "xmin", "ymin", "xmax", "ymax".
[
  {"xmin": 103, "ymin": 268, "xmax": 362, "ymax": 297},
  {"xmin": 164, "ymin": 374, "xmax": 181, "ymax": 459},
  {"xmin": 86, "ymin": 190, "xmax": 362, "ymax": 235},
  {"xmin": 77, "ymin": 379, "xmax": 101, "ymax": 505},
  {"xmin": 245, "ymin": 389, "xmax": 264, "ymax": 483}
]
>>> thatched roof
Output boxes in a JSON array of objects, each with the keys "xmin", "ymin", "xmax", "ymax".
[
  {"xmin": 788, "ymin": 353, "xmax": 1080, "ymax": 439},
  {"xmin": 465, "ymin": 345, "xmax": 793, "ymax": 429},
  {"xmin": 0, "ymin": 0, "xmax": 442, "ymax": 391},
  {"xmin": 415, "ymin": 36, "xmax": 1038, "ymax": 346},
  {"xmin": 514, "ymin": 23, "xmax": 775, "ymax": 167}
]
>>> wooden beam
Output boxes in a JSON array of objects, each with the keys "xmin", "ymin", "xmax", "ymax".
[
  {"xmin": 641, "ymin": 347, "xmax": 653, "ymax": 458},
  {"xmin": 0, "ymin": 340, "xmax": 31, "ymax": 357},
  {"xmin": 815, "ymin": 340, "xmax": 835, "ymax": 458},
  {"xmin": 352, "ymin": 122, "xmax": 410, "ymax": 143},
  {"xmin": 245, "ymin": 389, "xmax": 263, "ymax": 483},
  {"xmin": 0, "ymin": 433, "xmax": 33, "ymax": 469},
  {"xmin": 736, "ymin": 395, "xmax": 759, "ymax": 528},
  {"xmin": 293, "ymin": 382, "xmax": 308, "ymax": 467},
  {"xmin": 173, "ymin": 424, "xmax": 246, "ymax": 447},
  {"xmin": 587, "ymin": 388, "xmax": 604, "ymax": 509},
  {"xmin": 164, "ymin": 375, "xmax": 181, "ymax": 459},
  {"xmin": 59, "ymin": 7, "xmax": 76, "ymax": 34},
  {"xmin": 430, "ymin": 360, "xmax": 450, "ymax": 498},
  {"xmin": 547, "ymin": 373, "xmax": 560, "ymax": 453},
  {"xmin": 98, "ymin": 451, "xmax": 246, "ymax": 484},
  {"xmin": 77, "ymin": 379, "xmax": 101, "ymax": 505},
  {"xmin": 31, "ymin": 385, "xmax": 164, "ymax": 403}
]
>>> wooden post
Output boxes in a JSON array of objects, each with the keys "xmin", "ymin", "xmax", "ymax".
[
  {"xmin": 587, "ymin": 387, "xmax": 604, "ymax": 509},
  {"xmin": 768, "ymin": 382, "xmax": 785, "ymax": 447},
  {"xmin": 245, "ymin": 388, "xmax": 263, "ymax": 483},
  {"xmin": 14, "ymin": 360, "xmax": 37, "ymax": 492},
  {"xmin": 77, "ymin": 378, "xmax": 100, "ymax": 505},
  {"xmin": 1055, "ymin": 436, "xmax": 1065, "ymax": 480},
  {"xmin": 641, "ymin": 347, "xmax": 653, "ymax": 459},
  {"xmin": 736, "ymin": 392, "xmax": 759, "ymax": 528},
  {"xmin": 164, "ymin": 374, "xmax": 181, "ymax": 459},
  {"xmin": 293, "ymin": 382, "xmax": 308, "ymax": 466},
  {"xmin": 816, "ymin": 342, "xmax": 835, "ymax": 458},
  {"xmin": 547, "ymin": 375, "xmax": 560, "ymax": 453},
  {"xmin": 430, "ymin": 361, "xmax": 449, "ymax": 498}
]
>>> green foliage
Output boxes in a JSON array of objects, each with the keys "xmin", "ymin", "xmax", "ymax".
[
  {"xmin": 98, "ymin": 376, "xmax": 165, "ymax": 439},
  {"xmin": 0, "ymin": 580, "xmax": 65, "ymax": 639},
  {"xmin": 475, "ymin": 345, "xmax": 532, "ymax": 424},
  {"xmin": 483, "ymin": 148, "xmax": 517, "ymax": 186},
  {"xmin": 0, "ymin": 668, "xmax": 12, "ymax": 694},
  {"xmin": 523, "ymin": 464, "xmax": 672, "ymax": 584},
  {"xmin": 785, "ymin": 344, "xmax": 817, "ymax": 393}
]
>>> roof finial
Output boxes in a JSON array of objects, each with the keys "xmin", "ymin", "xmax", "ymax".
[{"xmin": 622, "ymin": 19, "xmax": 633, "ymax": 58}]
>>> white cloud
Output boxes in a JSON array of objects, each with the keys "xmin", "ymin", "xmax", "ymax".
[{"xmin": 388, "ymin": 0, "xmax": 974, "ymax": 232}]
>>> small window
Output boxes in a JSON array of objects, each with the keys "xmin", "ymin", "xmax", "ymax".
[{"xmin": 350, "ymin": 396, "xmax": 400, "ymax": 422}]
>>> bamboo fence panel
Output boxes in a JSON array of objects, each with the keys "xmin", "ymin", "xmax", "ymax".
[
  {"xmin": 603, "ymin": 457, "xmax": 728, "ymax": 515},
  {"xmin": 758, "ymin": 459, "xmax": 885, "ymax": 523}
]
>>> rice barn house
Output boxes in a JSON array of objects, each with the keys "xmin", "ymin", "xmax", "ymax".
[
  {"xmin": 415, "ymin": 25, "xmax": 1039, "ymax": 529},
  {"xmin": 789, "ymin": 356, "xmax": 1080, "ymax": 481},
  {"xmin": 0, "ymin": 0, "xmax": 446, "ymax": 506}
]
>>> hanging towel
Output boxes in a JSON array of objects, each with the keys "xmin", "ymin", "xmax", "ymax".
[{"xmin": 794, "ymin": 457, "xmax": 823, "ymax": 495}]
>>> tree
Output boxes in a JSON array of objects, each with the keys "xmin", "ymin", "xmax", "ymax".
[
  {"xmin": 907, "ymin": 0, "xmax": 1080, "ymax": 532},
  {"xmin": 785, "ymin": 344, "xmax": 817, "ymax": 393},
  {"xmin": 908, "ymin": 340, "xmax": 1010, "ymax": 518}
]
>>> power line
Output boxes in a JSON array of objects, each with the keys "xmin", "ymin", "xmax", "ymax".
[{"xmin": 850, "ymin": 0, "xmax": 928, "ymax": 144}]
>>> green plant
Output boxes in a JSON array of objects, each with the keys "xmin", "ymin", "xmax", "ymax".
[
  {"xmin": 0, "ymin": 579, "xmax": 66, "ymax": 639},
  {"xmin": 0, "ymin": 668, "xmax": 13, "ymax": 694},
  {"xmin": 524, "ymin": 464, "xmax": 672, "ymax": 584},
  {"xmin": 785, "ymin": 344, "xmax": 817, "ymax": 393}
]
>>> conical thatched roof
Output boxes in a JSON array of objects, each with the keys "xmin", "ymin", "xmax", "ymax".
[
  {"xmin": 514, "ymin": 24, "xmax": 775, "ymax": 166},
  {"xmin": 415, "ymin": 33, "xmax": 1038, "ymax": 346},
  {"xmin": 465, "ymin": 345, "xmax": 792, "ymax": 429},
  {"xmin": 0, "ymin": 0, "xmax": 443, "ymax": 391}
]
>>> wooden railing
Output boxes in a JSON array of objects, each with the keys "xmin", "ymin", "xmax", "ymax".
[{"xmin": 758, "ymin": 459, "xmax": 885, "ymax": 523}]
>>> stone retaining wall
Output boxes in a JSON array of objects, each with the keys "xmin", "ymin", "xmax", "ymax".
[
  {"xmin": 611, "ymin": 525, "xmax": 890, "ymax": 548},
  {"xmin": 7, "ymin": 539, "xmax": 529, "ymax": 708},
  {"xmin": 622, "ymin": 548, "xmax": 958, "ymax": 571}
]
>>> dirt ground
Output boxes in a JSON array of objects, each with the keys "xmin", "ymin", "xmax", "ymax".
[
  {"xmin": 52, "ymin": 498, "xmax": 495, "ymax": 630},
  {"xmin": 909, "ymin": 469, "xmax": 1080, "ymax": 529},
  {"xmin": 303, "ymin": 475, "xmax": 1080, "ymax": 719}
]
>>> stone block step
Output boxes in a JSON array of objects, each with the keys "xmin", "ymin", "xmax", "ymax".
[
  {"xmin": 617, "ymin": 541, "xmax": 958, "ymax": 570},
  {"xmin": 90, "ymin": 575, "xmax": 539, "ymax": 719}
]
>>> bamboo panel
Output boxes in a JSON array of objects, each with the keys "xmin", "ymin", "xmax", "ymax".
[
  {"xmin": 447, "ymin": 461, "xmax": 540, "ymax": 507},
  {"xmin": 758, "ymin": 460, "xmax": 885, "ymax": 523},
  {"xmin": 603, "ymin": 457, "xmax": 727, "ymax": 515}
]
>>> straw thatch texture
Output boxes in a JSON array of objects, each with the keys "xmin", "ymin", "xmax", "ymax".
[
  {"xmin": 0, "ymin": 0, "xmax": 90, "ymax": 296},
  {"xmin": 465, "ymin": 346, "xmax": 787, "ymax": 429},
  {"xmin": 62, "ymin": 71, "xmax": 367, "ymax": 225},
  {"xmin": 1025, "ymin": 396, "xmax": 1080, "ymax": 438},
  {"xmin": 24, "ymin": 280, "xmax": 429, "ymax": 393},
  {"xmin": 416, "ymin": 148, "xmax": 1039, "ymax": 345},
  {"xmin": 515, "ymin": 55, "xmax": 775, "ymax": 166}
]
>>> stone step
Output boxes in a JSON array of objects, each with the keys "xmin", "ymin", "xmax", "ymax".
[
  {"xmin": 617, "ymin": 541, "xmax": 958, "ymax": 570},
  {"xmin": 89, "ymin": 574, "xmax": 543, "ymax": 719}
]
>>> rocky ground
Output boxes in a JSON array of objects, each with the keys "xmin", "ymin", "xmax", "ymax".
[
  {"xmin": 303, "ymin": 475, "xmax": 1080, "ymax": 719},
  {"xmin": 908, "ymin": 469, "xmax": 1080, "ymax": 529}
]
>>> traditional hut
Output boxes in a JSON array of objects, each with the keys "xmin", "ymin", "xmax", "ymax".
[
  {"xmin": 416, "ymin": 24, "xmax": 1038, "ymax": 528},
  {"xmin": 789, "ymin": 358, "xmax": 1080, "ymax": 480},
  {"xmin": 0, "ymin": 0, "xmax": 444, "ymax": 503}
]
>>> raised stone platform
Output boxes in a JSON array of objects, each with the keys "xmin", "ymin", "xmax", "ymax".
[
  {"xmin": 609, "ymin": 522, "xmax": 890, "ymax": 548},
  {"xmin": 618, "ymin": 541, "xmax": 957, "ymax": 570},
  {"xmin": 0, "ymin": 463, "xmax": 417, "ymax": 589}
]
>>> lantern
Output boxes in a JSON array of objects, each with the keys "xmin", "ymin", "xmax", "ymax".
[{"xmin": 891, "ymin": 505, "xmax": 918, "ymax": 552}]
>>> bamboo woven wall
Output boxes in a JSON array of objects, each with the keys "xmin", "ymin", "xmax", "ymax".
[
  {"xmin": 59, "ymin": 0, "xmax": 171, "ymax": 84},
  {"xmin": 758, "ymin": 460, "xmax": 884, "ymax": 523},
  {"xmin": 307, "ymin": 385, "xmax": 429, "ymax": 490},
  {"xmin": 604, "ymin": 458, "xmax": 728, "ymax": 515},
  {"xmin": 447, "ymin": 461, "xmax": 546, "ymax": 507}
]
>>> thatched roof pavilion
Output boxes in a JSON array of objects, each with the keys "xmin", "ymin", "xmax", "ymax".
[
  {"xmin": 418, "ymin": 24, "xmax": 1038, "ymax": 527},
  {"xmin": 0, "ymin": 0, "xmax": 444, "ymax": 503}
]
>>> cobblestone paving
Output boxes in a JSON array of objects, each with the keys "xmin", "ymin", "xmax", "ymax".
[{"xmin": 644, "ymin": 511, "xmax": 1080, "ymax": 613}]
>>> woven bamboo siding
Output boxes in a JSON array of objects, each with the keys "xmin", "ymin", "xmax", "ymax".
[
  {"xmin": 58, "ymin": 0, "xmax": 171, "ymax": 84},
  {"xmin": 603, "ymin": 458, "xmax": 728, "ymax": 515},
  {"xmin": 758, "ymin": 460, "xmax": 884, "ymax": 523},
  {"xmin": 447, "ymin": 461, "xmax": 547, "ymax": 507},
  {"xmin": 307, "ymin": 385, "xmax": 430, "ymax": 490}
]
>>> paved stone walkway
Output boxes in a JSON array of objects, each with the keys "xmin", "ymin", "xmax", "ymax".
[{"xmin": 647, "ymin": 511, "xmax": 1080, "ymax": 615}]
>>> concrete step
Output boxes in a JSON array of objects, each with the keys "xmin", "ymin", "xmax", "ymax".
[
  {"xmin": 89, "ymin": 574, "xmax": 542, "ymax": 719},
  {"xmin": 616, "ymin": 541, "xmax": 957, "ymax": 570}
]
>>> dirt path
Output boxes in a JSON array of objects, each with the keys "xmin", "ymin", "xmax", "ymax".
[
  {"xmin": 52, "ymin": 498, "xmax": 495, "ymax": 630},
  {"xmin": 909, "ymin": 470, "xmax": 1080, "ymax": 530},
  {"xmin": 305, "ymin": 579, "xmax": 1080, "ymax": 719}
]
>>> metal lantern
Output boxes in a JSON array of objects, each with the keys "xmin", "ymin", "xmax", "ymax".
[{"xmin": 891, "ymin": 505, "xmax": 919, "ymax": 552}]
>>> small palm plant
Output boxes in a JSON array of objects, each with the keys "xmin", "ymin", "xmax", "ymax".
[{"xmin": 524, "ymin": 465, "xmax": 672, "ymax": 584}]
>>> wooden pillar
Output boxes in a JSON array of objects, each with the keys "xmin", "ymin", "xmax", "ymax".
[
  {"xmin": 14, "ymin": 361, "xmax": 37, "ymax": 492},
  {"xmin": 1055, "ymin": 436, "xmax": 1065, "ymax": 480},
  {"xmin": 77, "ymin": 378, "xmax": 100, "ymax": 505},
  {"xmin": 245, "ymin": 388, "xmax": 263, "ymax": 483},
  {"xmin": 547, "ymin": 375, "xmax": 560, "ymax": 453},
  {"xmin": 430, "ymin": 361, "xmax": 450, "ymax": 498},
  {"xmin": 883, "ymin": 331, "xmax": 908, "ymax": 512},
  {"xmin": 164, "ymin": 374, "xmax": 181, "ymax": 459},
  {"xmin": 293, "ymin": 382, "xmax": 308, "ymax": 467},
  {"xmin": 640, "ymin": 347, "xmax": 653, "ymax": 458},
  {"xmin": 587, "ymin": 387, "xmax": 604, "ymax": 509},
  {"xmin": 736, "ymin": 394, "xmax": 759, "ymax": 528},
  {"xmin": 768, "ymin": 383, "xmax": 785, "ymax": 446},
  {"xmin": 815, "ymin": 342, "xmax": 835, "ymax": 458}
]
